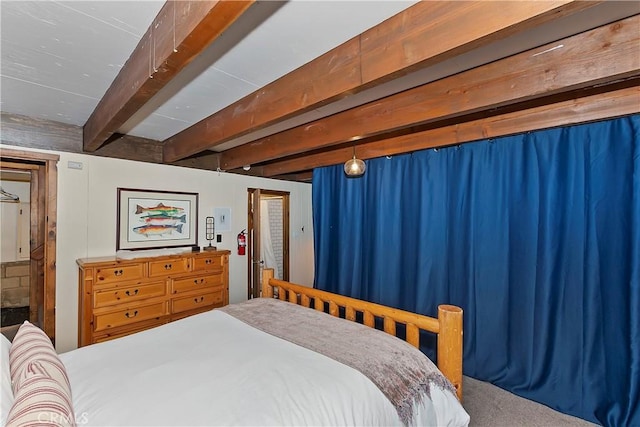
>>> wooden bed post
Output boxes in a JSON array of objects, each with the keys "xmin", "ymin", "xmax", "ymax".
[
  {"xmin": 437, "ymin": 304, "xmax": 463, "ymax": 401},
  {"xmin": 261, "ymin": 268, "xmax": 274, "ymax": 298}
]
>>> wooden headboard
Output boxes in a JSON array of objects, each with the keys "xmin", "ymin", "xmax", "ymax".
[{"xmin": 260, "ymin": 269, "xmax": 463, "ymax": 400}]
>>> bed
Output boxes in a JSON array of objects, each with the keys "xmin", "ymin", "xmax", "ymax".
[{"xmin": 1, "ymin": 269, "xmax": 470, "ymax": 426}]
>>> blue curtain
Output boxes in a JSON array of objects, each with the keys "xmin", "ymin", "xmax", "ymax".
[{"xmin": 312, "ymin": 115, "xmax": 639, "ymax": 427}]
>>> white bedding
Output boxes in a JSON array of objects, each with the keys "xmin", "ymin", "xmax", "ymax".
[{"xmin": 60, "ymin": 309, "xmax": 470, "ymax": 426}]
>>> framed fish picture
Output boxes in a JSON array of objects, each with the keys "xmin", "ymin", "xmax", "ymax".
[{"xmin": 116, "ymin": 188, "xmax": 198, "ymax": 251}]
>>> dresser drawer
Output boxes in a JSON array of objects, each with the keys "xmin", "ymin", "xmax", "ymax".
[
  {"xmin": 95, "ymin": 263, "xmax": 144, "ymax": 284},
  {"xmin": 171, "ymin": 273, "xmax": 223, "ymax": 294},
  {"xmin": 148, "ymin": 258, "xmax": 190, "ymax": 277},
  {"xmin": 192, "ymin": 255, "xmax": 222, "ymax": 272},
  {"xmin": 93, "ymin": 281, "xmax": 166, "ymax": 309},
  {"xmin": 172, "ymin": 290, "xmax": 224, "ymax": 314},
  {"xmin": 93, "ymin": 301, "xmax": 168, "ymax": 332}
]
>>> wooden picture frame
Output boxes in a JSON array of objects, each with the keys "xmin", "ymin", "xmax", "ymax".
[{"xmin": 116, "ymin": 188, "xmax": 198, "ymax": 251}]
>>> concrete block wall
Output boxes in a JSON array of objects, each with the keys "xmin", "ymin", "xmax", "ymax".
[{"xmin": 1, "ymin": 261, "xmax": 30, "ymax": 308}]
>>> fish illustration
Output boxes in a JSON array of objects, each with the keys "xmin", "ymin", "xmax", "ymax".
[
  {"xmin": 135, "ymin": 203, "xmax": 184, "ymax": 216},
  {"xmin": 133, "ymin": 224, "xmax": 184, "ymax": 237},
  {"xmin": 140, "ymin": 214, "xmax": 187, "ymax": 226}
]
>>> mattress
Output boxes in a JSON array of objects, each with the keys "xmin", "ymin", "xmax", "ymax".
[{"xmin": 59, "ymin": 307, "xmax": 470, "ymax": 426}]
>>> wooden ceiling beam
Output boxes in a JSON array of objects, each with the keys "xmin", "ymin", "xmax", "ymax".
[
  {"xmin": 83, "ymin": 0, "xmax": 255, "ymax": 152},
  {"xmin": 261, "ymin": 86, "xmax": 640, "ymax": 177},
  {"xmin": 162, "ymin": 0, "xmax": 594, "ymax": 162},
  {"xmin": 220, "ymin": 16, "xmax": 640, "ymax": 171}
]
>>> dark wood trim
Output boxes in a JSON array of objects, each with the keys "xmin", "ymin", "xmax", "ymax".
[
  {"xmin": 83, "ymin": 1, "xmax": 255, "ymax": 152},
  {"xmin": 44, "ymin": 159, "xmax": 57, "ymax": 339},
  {"xmin": 246, "ymin": 188, "xmax": 291, "ymax": 298},
  {"xmin": 246, "ymin": 190, "xmax": 253, "ymax": 299},
  {"xmin": 0, "ymin": 148, "xmax": 58, "ymax": 342},
  {"xmin": 250, "ymin": 188, "xmax": 261, "ymax": 299},
  {"xmin": 162, "ymin": 1, "xmax": 595, "ymax": 162},
  {"xmin": 220, "ymin": 16, "xmax": 640, "ymax": 171},
  {"xmin": 282, "ymin": 193, "xmax": 290, "ymax": 282},
  {"xmin": 31, "ymin": 168, "xmax": 45, "ymax": 328},
  {"xmin": 0, "ymin": 148, "xmax": 59, "ymax": 162}
]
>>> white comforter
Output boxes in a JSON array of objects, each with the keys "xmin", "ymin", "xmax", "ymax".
[{"xmin": 60, "ymin": 309, "xmax": 470, "ymax": 426}]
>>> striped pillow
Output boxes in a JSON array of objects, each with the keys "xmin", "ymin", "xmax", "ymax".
[
  {"xmin": 6, "ymin": 359, "xmax": 76, "ymax": 426},
  {"xmin": 9, "ymin": 322, "xmax": 69, "ymax": 393},
  {"xmin": 1, "ymin": 335, "xmax": 14, "ymax": 425}
]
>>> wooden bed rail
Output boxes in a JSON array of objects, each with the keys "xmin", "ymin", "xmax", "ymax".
[{"xmin": 261, "ymin": 269, "xmax": 463, "ymax": 400}]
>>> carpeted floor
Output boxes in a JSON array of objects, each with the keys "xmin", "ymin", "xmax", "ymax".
[{"xmin": 462, "ymin": 376, "xmax": 599, "ymax": 427}]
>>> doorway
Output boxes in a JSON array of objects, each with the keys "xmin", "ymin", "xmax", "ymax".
[
  {"xmin": 0, "ymin": 149, "xmax": 58, "ymax": 341},
  {"xmin": 247, "ymin": 189, "xmax": 290, "ymax": 299},
  {"xmin": 1, "ymin": 170, "xmax": 31, "ymax": 327}
]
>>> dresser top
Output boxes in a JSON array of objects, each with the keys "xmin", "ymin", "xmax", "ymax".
[{"xmin": 76, "ymin": 249, "xmax": 231, "ymax": 267}]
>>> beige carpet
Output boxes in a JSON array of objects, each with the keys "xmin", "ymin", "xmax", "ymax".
[{"xmin": 462, "ymin": 376, "xmax": 600, "ymax": 427}]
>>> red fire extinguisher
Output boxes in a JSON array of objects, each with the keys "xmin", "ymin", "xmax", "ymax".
[{"xmin": 237, "ymin": 229, "xmax": 247, "ymax": 255}]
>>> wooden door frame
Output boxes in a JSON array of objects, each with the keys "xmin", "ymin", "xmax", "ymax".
[
  {"xmin": 0, "ymin": 148, "xmax": 58, "ymax": 341},
  {"xmin": 247, "ymin": 188, "xmax": 290, "ymax": 299}
]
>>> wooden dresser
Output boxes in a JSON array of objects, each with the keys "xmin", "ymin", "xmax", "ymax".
[{"xmin": 77, "ymin": 250, "xmax": 230, "ymax": 347}]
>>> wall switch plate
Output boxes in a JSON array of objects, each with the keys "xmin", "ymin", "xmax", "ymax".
[
  {"xmin": 216, "ymin": 234, "xmax": 222, "ymax": 243},
  {"xmin": 67, "ymin": 161, "xmax": 83, "ymax": 170}
]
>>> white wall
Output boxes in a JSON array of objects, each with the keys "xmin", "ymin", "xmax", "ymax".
[
  {"xmin": 0, "ymin": 180, "xmax": 30, "ymax": 262},
  {"xmin": 1, "ymin": 145, "xmax": 315, "ymax": 353}
]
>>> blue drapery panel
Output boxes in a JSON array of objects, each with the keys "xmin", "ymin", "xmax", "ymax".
[{"xmin": 312, "ymin": 115, "xmax": 639, "ymax": 427}]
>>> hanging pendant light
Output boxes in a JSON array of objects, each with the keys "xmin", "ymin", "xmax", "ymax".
[{"xmin": 343, "ymin": 146, "xmax": 366, "ymax": 177}]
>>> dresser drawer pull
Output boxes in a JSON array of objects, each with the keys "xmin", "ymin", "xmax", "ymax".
[
  {"xmin": 194, "ymin": 297, "xmax": 205, "ymax": 303},
  {"xmin": 114, "ymin": 269, "xmax": 124, "ymax": 276},
  {"xmin": 193, "ymin": 278, "xmax": 205, "ymax": 285},
  {"xmin": 205, "ymin": 259, "xmax": 212, "ymax": 265},
  {"xmin": 125, "ymin": 289, "xmax": 139, "ymax": 296},
  {"xmin": 125, "ymin": 310, "xmax": 138, "ymax": 318},
  {"xmin": 164, "ymin": 264, "xmax": 173, "ymax": 270}
]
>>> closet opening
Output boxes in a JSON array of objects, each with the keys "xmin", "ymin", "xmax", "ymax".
[
  {"xmin": 0, "ymin": 149, "xmax": 58, "ymax": 342},
  {"xmin": 1, "ymin": 174, "xmax": 30, "ymax": 327}
]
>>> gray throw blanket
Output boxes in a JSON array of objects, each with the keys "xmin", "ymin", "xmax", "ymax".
[{"xmin": 219, "ymin": 298, "xmax": 456, "ymax": 425}]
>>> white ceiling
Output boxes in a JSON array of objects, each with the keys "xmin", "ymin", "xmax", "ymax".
[
  {"xmin": 0, "ymin": 0, "xmax": 418, "ymax": 141},
  {"xmin": 2, "ymin": 0, "xmax": 638, "ymax": 159}
]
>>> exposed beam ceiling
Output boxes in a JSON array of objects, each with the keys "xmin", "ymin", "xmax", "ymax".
[
  {"xmin": 162, "ymin": 0, "xmax": 595, "ymax": 162},
  {"xmin": 219, "ymin": 15, "xmax": 640, "ymax": 171},
  {"xmin": 260, "ymin": 84, "xmax": 640, "ymax": 177},
  {"xmin": 82, "ymin": 0, "xmax": 254, "ymax": 152},
  {"xmin": 1, "ymin": 1, "xmax": 638, "ymax": 182}
]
